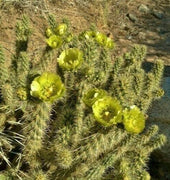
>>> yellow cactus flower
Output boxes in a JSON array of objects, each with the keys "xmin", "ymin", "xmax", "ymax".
[
  {"xmin": 57, "ymin": 48, "xmax": 84, "ymax": 70},
  {"xmin": 92, "ymin": 96, "xmax": 122, "ymax": 127},
  {"xmin": 122, "ymin": 105, "xmax": 145, "ymax": 134},
  {"xmin": 83, "ymin": 88, "xmax": 107, "ymax": 107},
  {"xmin": 95, "ymin": 32, "xmax": 114, "ymax": 48},
  {"xmin": 105, "ymin": 37, "xmax": 114, "ymax": 49},
  {"xmin": 80, "ymin": 30, "xmax": 96, "ymax": 40},
  {"xmin": 46, "ymin": 35, "xmax": 62, "ymax": 49},
  {"xmin": 30, "ymin": 72, "xmax": 65, "ymax": 103},
  {"xmin": 45, "ymin": 28, "xmax": 54, "ymax": 37},
  {"xmin": 55, "ymin": 23, "xmax": 67, "ymax": 36}
]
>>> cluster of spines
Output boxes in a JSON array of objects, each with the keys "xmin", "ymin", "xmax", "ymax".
[
  {"xmin": 109, "ymin": 45, "xmax": 164, "ymax": 111},
  {"xmin": 22, "ymin": 102, "xmax": 51, "ymax": 168},
  {"xmin": 80, "ymin": 39, "xmax": 113, "ymax": 87},
  {"xmin": 16, "ymin": 52, "xmax": 30, "ymax": 88},
  {"xmin": 15, "ymin": 15, "xmax": 31, "ymax": 53},
  {"xmin": 0, "ymin": 46, "xmax": 9, "ymax": 85},
  {"xmin": 81, "ymin": 125, "xmax": 166, "ymax": 180}
]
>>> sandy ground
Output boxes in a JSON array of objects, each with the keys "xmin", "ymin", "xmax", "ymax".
[{"xmin": 0, "ymin": 0, "xmax": 169, "ymax": 66}]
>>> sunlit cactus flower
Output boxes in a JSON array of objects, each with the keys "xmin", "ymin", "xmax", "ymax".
[
  {"xmin": 95, "ymin": 32, "xmax": 114, "ymax": 48},
  {"xmin": 143, "ymin": 171, "xmax": 151, "ymax": 180},
  {"xmin": 46, "ymin": 35, "xmax": 62, "ymax": 49},
  {"xmin": 57, "ymin": 48, "xmax": 84, "ymax": 70},
  {"xmin": 122, "ymin": 105, "xmax": 145, "ymax": 134},
  {"xmin": 92, "ymin": 96, "xmax": 122, "ymax": 127},
  {"xmin": 83, "ymin": 88, "xmax": 107, "ymax": 107},
  {"xmin": 30, "ymin": 72, "xmax": 65, "ymax": 103},
  {"xmin": 80, "ymin": 30, "xmax": 96, "ymax": 40},
  {"xmin": 95, "ymin": 32, "xmax": 107, "ymax": 45},
  {"xmin": 105, "ymin": 37, "xmax": 114, "ymax": 48},
  {"xmin": 55, "ymin": 23, "xmax": 68, "ymax": 36},
  {"xmin": 46, "ymin": 28, "xmax": 54, "ymax": 37}
]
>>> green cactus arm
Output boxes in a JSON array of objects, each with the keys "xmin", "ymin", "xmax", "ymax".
[
  {"xmin": 0, "ymin": 46, "xmax": 9, "ymax": 86},
  {"xmin": 22, "ymin": 102, "xmax": 51, "ymax": 168},
  {"xmin": 138, "ymin": 73, "xmax": 156, "ymax": 112},
  {"xmin": 132, "ymin": 69, "xmax": 145, "ymax": 97},
  {"xmin": 84, "ymin": 134, "xmax": 139, "ymax": 179},
  {"xmin": 151, "ymin": 59, "xmax": 164, "ymax": 88},
  {"xmin": 124, "ymin": 45, "xmax": 147, "ymax": 69},
  {"xmin": 48, "ymin": 14, "xmax": 58, "ymax": 30},
  {"xmin": 16, "ymin": 52, "xmax": 30, "ymax": 88},
  {"xmin": 15, "ymin": 15, "xmax": 31, "ymax": 53},
  {"xmin": 74, "ymin": 127, "xmax": 128, "ymax": 165},
  {"xmin": 1, "ymin": 83, "xmax": 16, "ymax": 112},
  {"xmin": 112, "ymin": 56, "xmax": 124, "ymax": 76}
]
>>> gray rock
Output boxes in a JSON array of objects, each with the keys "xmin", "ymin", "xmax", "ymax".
[
  {"xmin": 138, "ymin": 32, "xmax": 146, "ymax": 40},
  {"xmin": 127, "ymin": 13, "xmax": 138, "ymax": 22},
  {"xmin": 148, "ymin": 77, "xmax": 170, "ymax": 162},
  {"xmin": 138, "ymin": 4, "xmax": 150, "ymax": 13},
  {"xmin": 148, "ymin": 77, "xmax": 170, "ymax": 180},
  {"xmin": 152, "ymin": 10, "xmax": 164, "ymax": 19},
  {"xmin": 165, "ymin": 36, "xmax": 170, "ymax": 46},
  {"xmin": 163, "ymin": 77, "xmax": 170, "ymax": 97}
]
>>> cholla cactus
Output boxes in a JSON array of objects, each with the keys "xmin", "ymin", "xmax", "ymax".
[{"xmin": 0, "ymin": 15, "xmax": 166, "ymax": 180}]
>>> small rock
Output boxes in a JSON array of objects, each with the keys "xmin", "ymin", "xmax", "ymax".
[
  {"xmin": 127, "ymin": 35, "xmax": 132, "ymax": 40},
  {"xmin": 152, "ymin": 10, "xmax": 164, "ymax": 19},
  {"xmin": 138, "ymin": 4, "xmax": 150, "ymax": 13},
  {"xmin": 138, "ymin": 32, "xmax": 146, "ymax": 40},
  {"xmin": 127, "ymin": 13, "xmax": 138, "ymax": 22},
  {"xmin": 120, "ymin": 23, "xmax": 126, "ymax": 30}
]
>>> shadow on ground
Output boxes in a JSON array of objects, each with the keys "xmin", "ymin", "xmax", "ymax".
[{"xmin": 132, "ymin": 1, "xmax": 170, "ymax": 65}]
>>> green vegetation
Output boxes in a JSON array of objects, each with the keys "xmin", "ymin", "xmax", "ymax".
[{"xmin": 0, "ymin": 15, "xmax": 166, "ymax": 180}]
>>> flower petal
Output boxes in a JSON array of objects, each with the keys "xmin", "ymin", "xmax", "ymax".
[
  {"xmin": 122, "ymin": 106, "xmax": 145, "ymax": 134},
  {"xmin": 58, "ymin": 48, "xmax": 83, "ymax": 70},
  {"xmin": 30, "ymin": 72, "xmax": 65, "ymax": 103},
  {"xmin": 46, "ymin": 35, "xmax": 62, "ymax": 49},
  {"xmin": 83, "ymin": 88, "xmax": 107, "ymax": 107},
  {"xmin": 92, "ymin": 96, "xmax": 122, "ymax": 127}
]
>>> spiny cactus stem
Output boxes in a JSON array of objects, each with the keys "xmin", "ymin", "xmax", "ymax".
[
  {"xmin": 23, "ymin": 102, "xmax": 51, "ymax": 167},
  {"xmin": 1, "ymin": 83, "xmax": 15, "ymax": 111},
  {"xmin": 75, "ymin": 127, "xmax": 128, "ymax": 163},
  {"xmin": 85, "ymin": 134, "xmax": 138, "ymax": 179},
  {"xmin": 152, "ymin": 60, "xmax": 164, "ymax": 87},
  {"xmin": 0, "ymin": 46, "xmax": 9, "ymax": 85}
]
